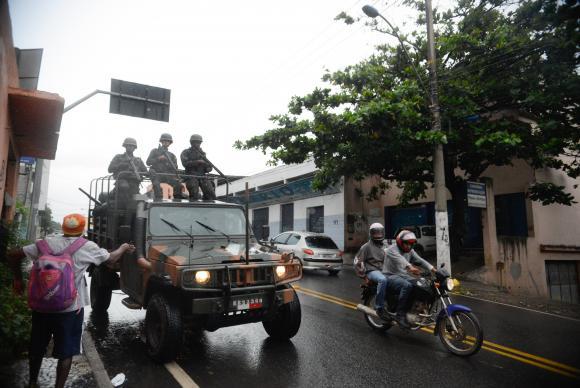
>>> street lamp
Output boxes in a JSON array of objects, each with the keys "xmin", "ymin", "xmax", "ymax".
[{"xmin": 363, "ymin": 3, "xmax": 451, "ymax": 271}]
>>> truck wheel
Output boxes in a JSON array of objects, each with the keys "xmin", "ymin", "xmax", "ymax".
[
  {"xmin": 262, "ymin": 287, "xmax": 301, "ymax": 340},
  {"xmin": 90, "ymin": 276, "xmax": 112, "ymax": 313},
  {"xmin": 145, "ymin": 294, "xmax": 183, "ymax": 363}
]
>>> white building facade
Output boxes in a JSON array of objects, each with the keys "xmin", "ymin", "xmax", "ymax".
[{"xmin": 216, "ymin": 160, "xmax": 346, "ymax": 250}]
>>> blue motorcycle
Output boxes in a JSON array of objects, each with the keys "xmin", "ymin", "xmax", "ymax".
[{"xmin": 357, "ymin": 266, "xmax": 484, "ymax": 356}]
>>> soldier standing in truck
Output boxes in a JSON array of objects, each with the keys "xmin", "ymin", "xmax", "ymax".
[
  {"xmin": 146, "ymin": 133, "xmax": 183, "ymax": 201},
  {"xmin": 108, "ymin": 137, "xmax": 148, "ymax": 209},
  {"xmin": 180, "ymin": 134, "xmax": 216, "ymax": 201}
]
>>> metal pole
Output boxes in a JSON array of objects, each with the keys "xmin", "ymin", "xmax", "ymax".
[
  {"xmin": 377, "ymin": 14, "xmax": 426, "ymax": 92},
  {"xmin": 245, "ymin": 182, "xmax": 250, "ymax": 265},
  {"xmin": 425, "ymin": 0, "xmax": 451, "ymax": 271},
  {"xmin": 63, "ymin": 89, "xmax": 170, "ymax": 113}
]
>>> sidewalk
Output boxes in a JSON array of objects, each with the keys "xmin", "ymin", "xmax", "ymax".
[
  {"xmin": 453, "ymin": 278, "xmax": 580, "ymax": 321},
  {"xmin": 0, "ymin": 331, "xmax": 106, "ymax": 388},
  {"xmin": 0, "ymin": 353, "xmax": 95, "ymax": 388}
]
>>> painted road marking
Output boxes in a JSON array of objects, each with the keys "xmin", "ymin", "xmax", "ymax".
[
  {"xmin": 165, "ymin": 361, "xmax": 200, "ymax": 388},
  {"xmin": 295, "ymin": 285, "xmax": 579, "ymax": 380}
]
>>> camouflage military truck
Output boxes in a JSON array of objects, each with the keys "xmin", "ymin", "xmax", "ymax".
[{"xmin": 84, "ymin": 173, "xmax": 303, "ymax": 363}]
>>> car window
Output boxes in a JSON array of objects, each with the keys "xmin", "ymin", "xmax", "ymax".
[
  {"xmin": 286, "ymin": 234, "xmax": 301, "ymax": 246},
  {"xmin": 421, "ymin": 226, "xmax": 436, "ymax": 236},
  {"xmin": 273, "ymin": 233, "xmax": 291, "ymax": 244},
  {"xmin": 305, "ymin": 236, "xmax": 338, "ymax": 249}
]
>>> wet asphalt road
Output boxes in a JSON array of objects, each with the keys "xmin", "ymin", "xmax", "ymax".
[{"xmin": 86, "ymin": 269, "xmax": 580, "ymax": 388}]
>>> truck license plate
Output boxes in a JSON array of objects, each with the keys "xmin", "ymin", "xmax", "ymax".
[{"xmin": 232, "ymin": 297, "xmax": 263, "ymax": 310}]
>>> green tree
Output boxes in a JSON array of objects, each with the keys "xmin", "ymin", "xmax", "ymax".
[{"xmin": 236, "ymin": 0, "xmax": 579, "ymax": 257}]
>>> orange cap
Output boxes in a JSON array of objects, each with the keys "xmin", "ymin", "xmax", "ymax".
[{"xmin": 62, "ymin": 213, "xmax": 86, "ymax": 236}]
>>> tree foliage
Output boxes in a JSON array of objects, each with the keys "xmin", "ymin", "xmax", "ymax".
[{"xmin": 236, "ymin": 0, "xmax": 579, "ymax": 209}]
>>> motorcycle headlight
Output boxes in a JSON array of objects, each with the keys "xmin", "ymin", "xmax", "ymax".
[
  {"xmin": 446, "ymin": 278, "xmax": 455, "ymax": 291},
  {"xmin": 195, "ymin": 270, "xmax": 211, "ymax": 285}
]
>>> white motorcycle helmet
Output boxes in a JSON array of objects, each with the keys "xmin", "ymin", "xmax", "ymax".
[
  {"xmin": 369, "ymin": 223, "xmax": 385, "ymax": 242},
  {"xmin": 396, "ymin": 230, "xmax": 417, "ymax": 253}
]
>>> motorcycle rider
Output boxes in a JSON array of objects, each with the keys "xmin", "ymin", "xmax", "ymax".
[
  {"xmin": 146, "ymin": 133, "xmax": 183, "ymax": 200},
  {"xmin": 385, "ymin": 229, "xmax": 436, "ymax": 329},
  {"xmin": 356, "ymin": 223, "xmax": 388, "ymax": 319}
]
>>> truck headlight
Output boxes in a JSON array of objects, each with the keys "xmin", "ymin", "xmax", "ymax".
[
  {"xmin": 275, "ymin": 265, "xmax": 286, "ymax": 278},
  {"xmin": 195, "ymin": 270, "xmax": 211, "ymax": 285}
]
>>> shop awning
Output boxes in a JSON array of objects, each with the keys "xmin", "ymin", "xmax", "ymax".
[{"xmin": 8, "ymin": 86, "xmax": 64, "ymax": 160}]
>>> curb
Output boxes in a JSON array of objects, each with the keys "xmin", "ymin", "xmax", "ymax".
[{"xmin": 82, "ymin": 331, "xmax": 112, "ymax": 388}]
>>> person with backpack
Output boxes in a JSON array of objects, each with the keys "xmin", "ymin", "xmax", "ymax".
[
  {"xmin": 7, "ymin": 213, "xmax": 134, "ymax": 388},
  {"xmin": 354, "ymin": 223, "xmax": 389, "ymax": 320}
]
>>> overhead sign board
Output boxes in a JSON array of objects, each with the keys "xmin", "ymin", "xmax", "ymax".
[
  {"xmin": 109, "ymin": 79, "xmax": 170, "ymax": 122},
  {"xmin": 467, "ymin": 181, "xmax": 487, "ymax": 208}
]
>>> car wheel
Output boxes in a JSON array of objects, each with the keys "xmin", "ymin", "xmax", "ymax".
[
  {"xmin": 263, "ymin": 286, "xmax": 301, "ymax": 340},
  {"xmin": 145, "ymin": 293, "xmax": 183, "ymax": 363}
]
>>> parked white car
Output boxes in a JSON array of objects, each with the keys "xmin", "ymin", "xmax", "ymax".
[
  {"xmin": 385, "ymin": 225, "xmax": 436, "ymax": 256},
  {"xmin": 269, "ymin": 231, "xmax": 343, "ymax": 275}
]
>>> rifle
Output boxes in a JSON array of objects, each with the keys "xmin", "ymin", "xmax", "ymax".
[
  {"xmin": 159, "ymin": 146, "xmax": 180, "ymax": 179},
  {"xmin": 126, "ymin": 155, "xmax": 142, "ymax": 181},
  {"xmin": 78, "ymin": 187, "xmax": 102, "ymax": 206}
]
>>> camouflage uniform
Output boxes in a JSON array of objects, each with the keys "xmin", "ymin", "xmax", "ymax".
[
  {"xmin": 180, "ymin": 134, "xmax": 215, "ymax": 201},
  {"xmin": 146, "ymin": 133, "xmax": 183, "ymax": 200},
  {"xmin": 108, "ymin": 138, "xmax": 147, "ymax": 208}
]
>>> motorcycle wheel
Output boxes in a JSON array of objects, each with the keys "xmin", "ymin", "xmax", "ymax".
[
  {"xmin": 363, "ymin": 294, "xmax": 393, "ymax": 332},
  {"xmin": 437, "ymin": 311, "xmax": 483, "ymax": 356}
]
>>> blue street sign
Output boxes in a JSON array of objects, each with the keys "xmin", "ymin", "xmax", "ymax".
[{"xmin": 467, "ymin": 181, "xmax": 487, "ymax": 208}]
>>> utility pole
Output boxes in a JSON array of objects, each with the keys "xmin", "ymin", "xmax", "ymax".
[{"xmin": 425, "ymin": 0, "xmax": 451, "ymax": 271}]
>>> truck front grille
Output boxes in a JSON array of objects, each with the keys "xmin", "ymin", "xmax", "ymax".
[{"xmin": 225, "ymin": 266, "xmax": 274, "ymax": 288}]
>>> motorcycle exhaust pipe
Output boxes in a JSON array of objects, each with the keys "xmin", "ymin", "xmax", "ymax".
[{"xmin": 357, "ymin": 304, "xmax": 379, "ymax": 318}]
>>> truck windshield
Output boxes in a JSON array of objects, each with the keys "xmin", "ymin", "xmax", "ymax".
[{"xmin": 149, "ymin": 206, "xmax": 246, "ymax": 237}]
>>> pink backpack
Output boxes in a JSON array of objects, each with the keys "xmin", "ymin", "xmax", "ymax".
[{"xmin": 28, "ymin": 237, "xmax": 87, "ymax": 312}]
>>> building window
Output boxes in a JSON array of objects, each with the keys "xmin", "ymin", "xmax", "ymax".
[
  {"xmin": 307, "ymin": 206, "xmax": 324, "ymax": 233},
  {"xmin": 545, "ymin": 261, "xmax": 579, "ymax": 304},
  {"xmin": 281, "ymin": 203, "xmax": 294, "ymax": 232},
  {"xmin": 495, "ymin": 193, "xmax": 528, "ymax": 237}
]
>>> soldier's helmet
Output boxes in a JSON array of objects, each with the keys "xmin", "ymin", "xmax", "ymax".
[
  {"xmin": 190, "ymin": 134, "xmax": 203, "ymax": 144},
  {"xmin": 122, "ymin": 137, "xmax": 138, "ymax": 148},
  {"xmin": 159, "ymin": 133, "xmax": 173, "ymax": 143}
]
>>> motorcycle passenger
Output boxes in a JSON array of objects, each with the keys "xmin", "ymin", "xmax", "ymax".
[
  {"xmin": 385, "ymin": 229, "xmax": 436, "ymax": 329},
  {"xmin": 356, "ymin": 223, "xmax": 388, "ymax": 319}
]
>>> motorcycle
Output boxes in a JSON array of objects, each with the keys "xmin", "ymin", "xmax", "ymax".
[{"xmin": 356, "ymin": 266, "xmax": 484, "ymax": 357}]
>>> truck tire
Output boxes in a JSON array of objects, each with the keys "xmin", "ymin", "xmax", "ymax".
[
  {"xmin": 90, "ymin": 275, "xmax": 112, "ymax": 313},
  {"xmin": 262, "ymin": 287, "xmax": 301, "ymax": 340},
  {"xmin": 145, "ymin": 294, "xmax": 183, "ymax": 363}
]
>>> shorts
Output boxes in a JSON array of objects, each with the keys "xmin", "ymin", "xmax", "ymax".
[{"xmin": 30, "ymin": 308, "xmax": 84, "ymax": 359}]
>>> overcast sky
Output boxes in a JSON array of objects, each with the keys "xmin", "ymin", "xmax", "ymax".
[{"xmin": 9, "ymin": 0, "xmax": 423, "ymax": 221}]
